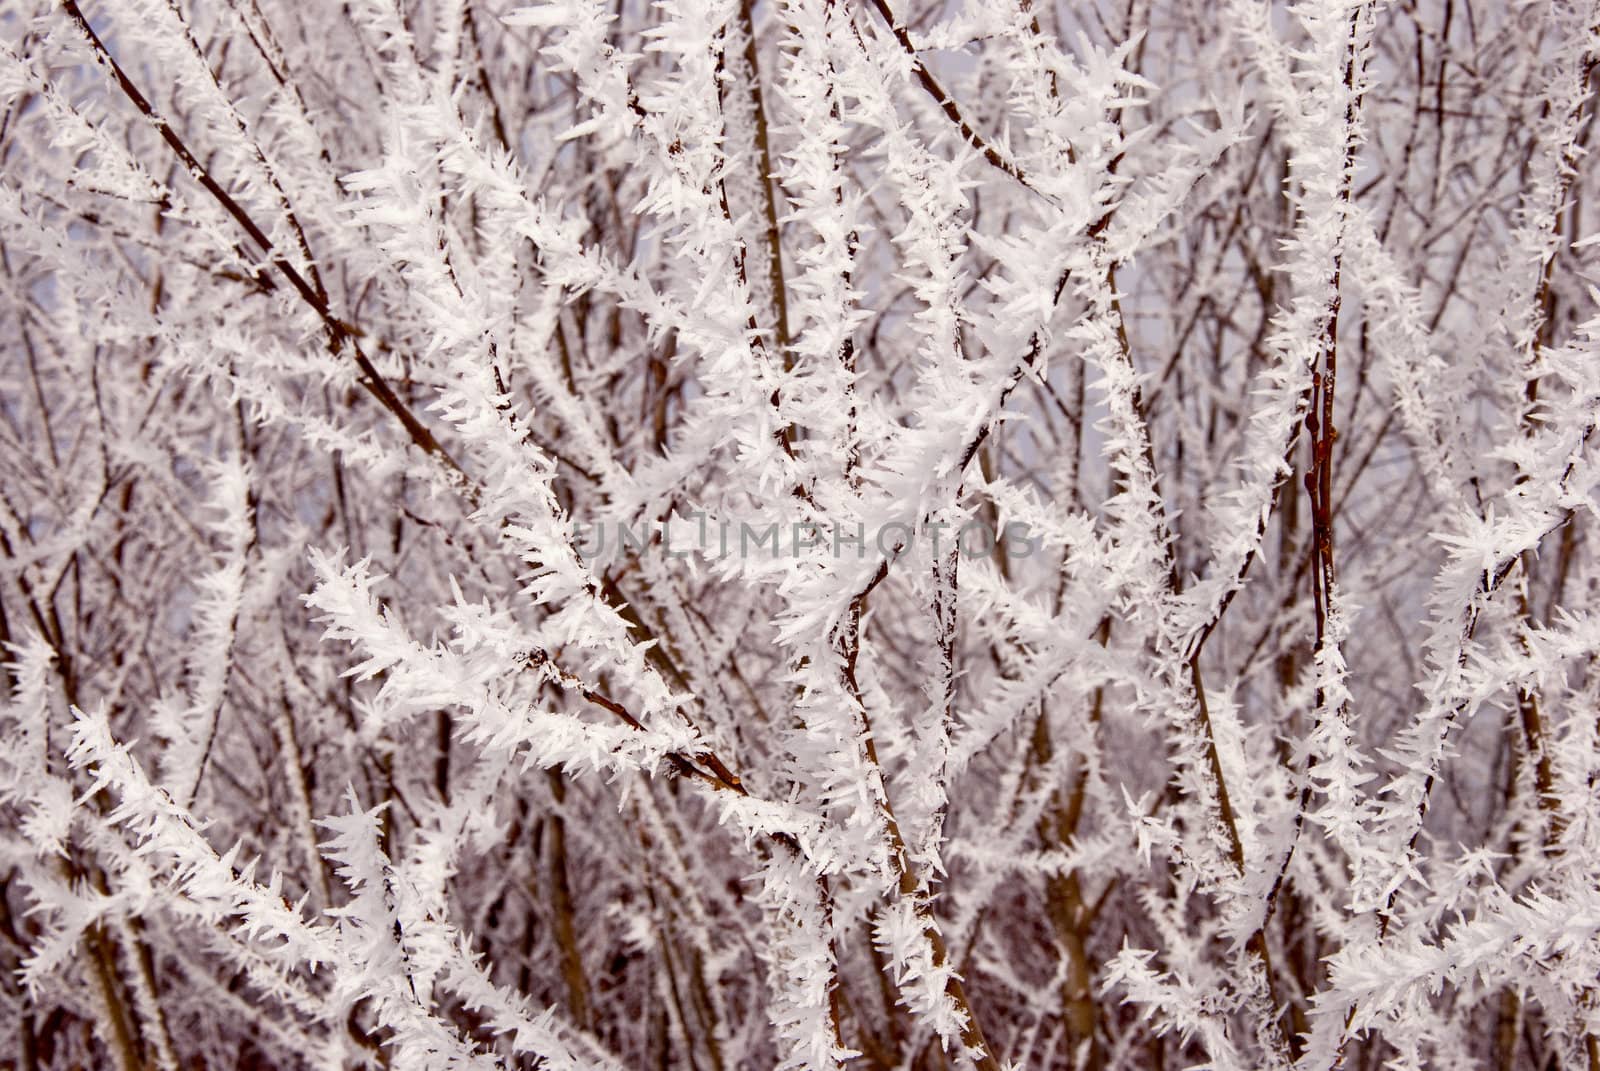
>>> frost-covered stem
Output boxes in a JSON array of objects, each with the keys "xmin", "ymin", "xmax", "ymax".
[
  {"xmin": 1305, "ymin": 253, "xmax": 1342, "ymax": 682},
  {"xmin": 272, "ymin": 687, "xmax": 332, "ymax": 907},
  {"xmin": 783, "ymin": 0, "xmax": 862, "ymax": 482},
  {"xmin": 858, "ymin": 0, "xmax": 1034, "ymax": 191},
  {"xmin": 1500, "ymin": 13, "xmax": 1599, "ymax": 422},
  {"xmin": 1272, "ymin": 0, "xmax": 1369, "ymax": 902},
  {"xmin": 736, "ymin": 0, "xmax": 792, "ymax": 365},
  {"xmin": 170, "ymin": 455, "xmax": 255, "ymax": 810},
  {"xmin": 844, "ymin": 573, "xmax": 1000, "ymax": 1071},
  {"xmin": 1514, "ymin": 579, "xmax": 1563, "ymax": 847},
  {"xmin": 1240, "ymin": 5, "xmax": 1373, "ymax": 1064},
  {"xmin": 919, "ymin": 535, "xmax": 959, "ymax": 867},
  {"xmin": 707, "ymin": 50, "xmax": 806, "ymax": 464}
]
